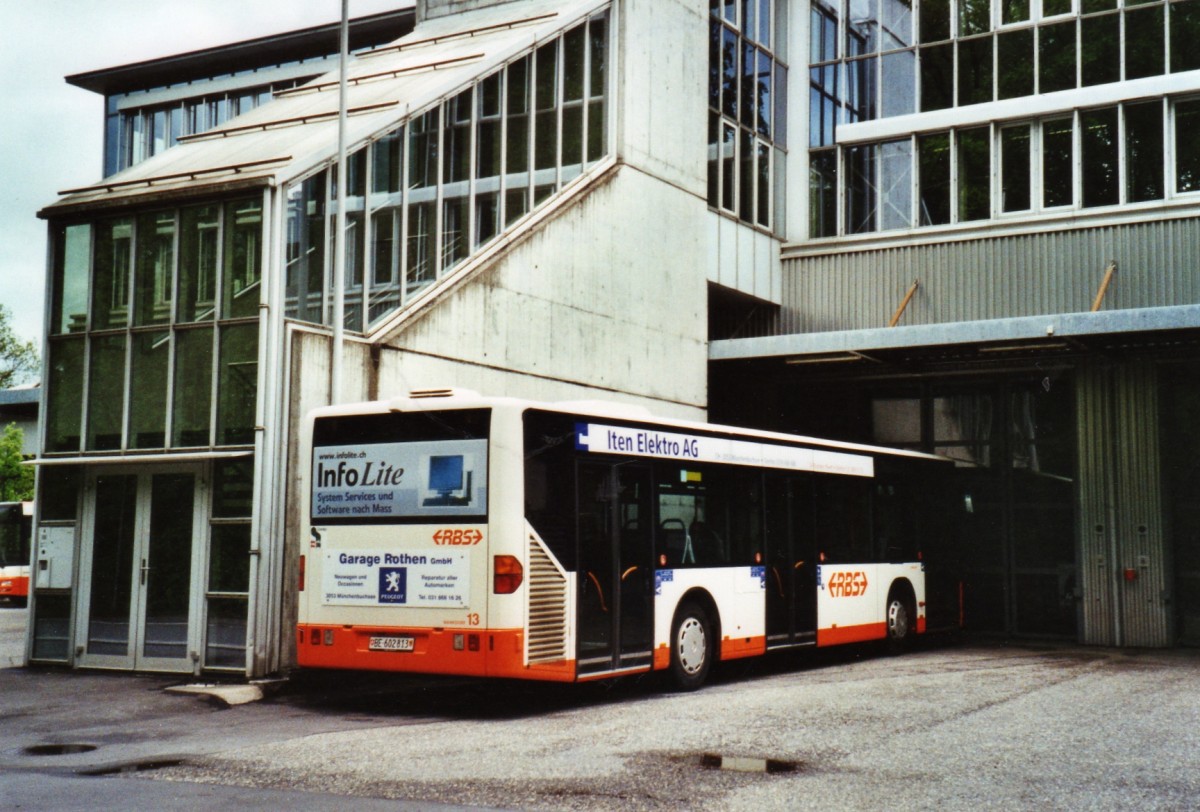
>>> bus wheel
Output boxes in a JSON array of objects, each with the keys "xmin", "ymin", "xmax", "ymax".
[
  {"xmin": 670, "ymin": 602, "xmax": 713, "ymax": 691},
  {"xmin": 886, "ymin": 594, "xmax": 914, "ymax": 654}
]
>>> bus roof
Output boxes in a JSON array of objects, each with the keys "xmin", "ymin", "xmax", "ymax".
[{"xmin": 306, "ymin": 389, "xmax": 951, "ymax": 465}]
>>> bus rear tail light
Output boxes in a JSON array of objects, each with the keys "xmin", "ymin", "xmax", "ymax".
[
  {"xmin": 493, "ymin": 555, "xmax": 523, "ymax": 594},
  {"xmin": 299, "ymin": 555, "xmax": 306, "ymax": 592}
]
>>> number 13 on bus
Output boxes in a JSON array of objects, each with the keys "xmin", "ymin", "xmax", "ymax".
[{"xmin": 297, "ymin": 390, "xmax": 963, "ymax": 690}]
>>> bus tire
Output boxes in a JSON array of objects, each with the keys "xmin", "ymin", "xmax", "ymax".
[
  {"xmin": 886, "ymin": 591, "xmax": 915, "ymax": 654},
  {"xmin": 670, "ymin": 601, "xmax": 713, "ymax": 691}
]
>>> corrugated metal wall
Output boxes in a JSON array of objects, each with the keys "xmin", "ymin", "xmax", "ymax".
[
  {"xmin": 1112, "ymin": 362, "xmax": 1171, "ymax": 646},
  {"xmin": 777, "ymin": 217, "xmax": 1200, "ymax": 334},
  {"xmin": 1076, "ymin": 360, "xmax": 1171, "ymax": 647},
  {"xmin": 1076, "ymin": 362, "xmax": 1116, "ymax": 646}
]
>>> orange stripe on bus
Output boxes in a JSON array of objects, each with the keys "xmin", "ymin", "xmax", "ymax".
[
  {"xmin": 816, "ymin": 622, "xmax": 887, "ymax": 646},
  {"xmin": 720, "ymin": 635, "xmax": 767, "ymax": 660}
]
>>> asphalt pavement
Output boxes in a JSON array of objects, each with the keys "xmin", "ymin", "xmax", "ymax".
[
  {"xmin": 1, "ymin": 602, "xmax": 26, "ymax": 667},
  {"xmin": 2, "ymin": 605, "xmax": 1198, "ymax": 810}
]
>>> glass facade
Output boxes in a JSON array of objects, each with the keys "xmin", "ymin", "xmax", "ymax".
[
  {"xmin": 206, "ymin": 458, "xmax": 253, "ymax": 670},
  {"xmin": 106, "ymin": 81, "xmax": 306, "ymax": 177},
  {"xmin": 283, "ymin": 12, "xmax": 611, "ymax": 331},
  {"xmin": 708, "ymin": 0, "xmax": 788, "ymax": 230},
  {"xmin": 809, "ymin": 0, "xmax": 1200, "ymax": 236},
  {"xmin": 46, "ymin": 197, "xmax": 262, "ymax": 454}
]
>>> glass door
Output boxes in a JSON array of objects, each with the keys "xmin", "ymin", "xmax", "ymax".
[
  {"xmin": 576, "ymin": 461, "xmax": 654, "ymax": 676},
  {"xmin": 77, "ymin": 466, "xmax": 204, "ymax": 672},
  {"xmin": 765, "ymin": 473, "xmax": 817, "ymax": 647}
]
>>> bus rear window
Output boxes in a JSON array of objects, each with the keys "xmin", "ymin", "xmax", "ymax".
[{"xmin": 311, "ymin": 409, "xmax": 489, "ymax": 524}]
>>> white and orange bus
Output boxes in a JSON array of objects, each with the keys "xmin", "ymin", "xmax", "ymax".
[
  {"xmin": 297, "ymin": 390, "xmax": 961, "ymax": 689},
  {"xmin": 0, "ymin": 501, "xmax": 32, "ymax": 606}
]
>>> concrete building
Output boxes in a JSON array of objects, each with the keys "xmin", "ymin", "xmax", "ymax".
[{"xmin": 29, "ymin": 0, "xmax": 1199, "ymax": 677}]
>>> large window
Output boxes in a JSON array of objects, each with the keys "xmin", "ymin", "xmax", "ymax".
[
  {"xmin": 46, "ymin": 197, "xmax": 262, "ymax": 454},
  {"xmin": 808, "ymin": 0, "xmax": 1200, "ymax": 237},
  {"xmin": 816, "ymin": 0, "xmax": 1186, "ymax": 123},
  {"xmin": 708, "ymin": 0, "xmax": 787, "ymax": 231},
  {"xmin": 107, "ymin": 82, "xmax": 302, "ymax": 176},
  {"xmin": 813, "ymin": 97, "xmax": 1200, "ymax": 235},
  {"xmin": 284, "ymin": 12, "xmax": 611, "ymax": 332}
]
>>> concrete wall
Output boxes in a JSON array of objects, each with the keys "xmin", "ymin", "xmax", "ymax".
[
  {"xmin": 375, "ymin": 166, "xmax": 709, "ymax": 420},
  {"xmin": 708, "ymin": 211, "xmax": 782, "ymax": 305},
  {"xmin": 618, "ymin": 0, "xmax": 707, "ymax": 197},
  {"xmin": 371, "ymin": 0, "xmax": 713, "ymax": 419}
]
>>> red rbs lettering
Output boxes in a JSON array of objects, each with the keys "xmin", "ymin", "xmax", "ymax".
[
  {"xmin": 827, "ymin": 570, "xmax": 869, "ymax": 598},
  {"xmin": 433, "ymin": 528, "xmax": 483, "ymax": 546}
]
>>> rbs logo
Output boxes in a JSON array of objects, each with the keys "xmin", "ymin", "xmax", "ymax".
[
  {"xmin": 433, "ymin": 528, "xmax": 483, "ymax": 545},
  {"xmin": 827, "ymin": 570, "xmax": 868, "ymax": 598}
]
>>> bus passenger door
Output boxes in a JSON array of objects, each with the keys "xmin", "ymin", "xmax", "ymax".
[
  {"xmin": 576, "ymin": 462, "xmax": 653, "ymax": 676},
  {"xmin": 765, "ymin": 474, "xmax": 817, "ymax": 647}
]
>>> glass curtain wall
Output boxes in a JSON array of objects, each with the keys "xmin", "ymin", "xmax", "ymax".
[
  {"xmin": 45, "ymin": 197, "xmax": 262, "ymax": 455},
  {"xmin": 284, "ymin": 11, "xmax": 611, "ymax": 332},
  {"xmin": 206, "ymin": 459, "xmax": 254, "ymax": 669},
  {"xmin": 45, "ymin": 198, "xmax": 262, "ymax": 672},
  {"xmin": 808, "ymin": 0, "xmax": 1200, "ymax": 237},
  {"xmin": 708, "ymin": 0, "xmax": 788, "ymax": 231},
  {"xmin": 106, "ymin": 79, "xmax": 309, "ymax": 176}
]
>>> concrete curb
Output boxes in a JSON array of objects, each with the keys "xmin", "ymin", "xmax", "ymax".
[{"xmin": 164, "ymin": 683, "xmax": 264, "ymax": 707}]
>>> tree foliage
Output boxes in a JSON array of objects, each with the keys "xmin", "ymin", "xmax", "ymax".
[
  {"xmin": 0, "ymin": 424, "xmax": 34, "ymax": 502},
  {"xmin": 0, "ymin": 304, "xmax": 39, "ymax": 389}
]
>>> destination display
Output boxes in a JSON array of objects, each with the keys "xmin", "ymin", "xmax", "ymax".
[{"xmin": 574, "ymin": 423, "xmax": 873, "ymax": 477}]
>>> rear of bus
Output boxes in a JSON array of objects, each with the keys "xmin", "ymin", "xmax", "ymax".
[{"xmin": 296, "ymin": 396, "xmax": 549, "ymax": 679}]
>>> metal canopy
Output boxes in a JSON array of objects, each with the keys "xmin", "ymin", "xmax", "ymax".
[
  {"xmin": 41, "ymin": 0, "xmax": 606, "ymax": 218},
  {"xmin": 709, "ymin": 305, "xmax": 1200, "ymax": 362},
  {"xmin": 64, "ymin": 8, "xmax": 416, "ymax": 96}
]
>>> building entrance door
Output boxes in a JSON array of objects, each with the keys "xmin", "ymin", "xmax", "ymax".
[{"xmin": 77, "ymin": 467, "xmax": 204, "ymax": 672}]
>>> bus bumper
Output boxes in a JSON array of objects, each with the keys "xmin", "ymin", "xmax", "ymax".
[{"xmin": 296, "ymin": 624, "xmax": 576, "ymax": 681}]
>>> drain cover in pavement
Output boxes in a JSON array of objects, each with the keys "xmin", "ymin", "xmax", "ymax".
[{"xmin": 700, "ymin": 753, "xmax": 801, "ymax": 774}]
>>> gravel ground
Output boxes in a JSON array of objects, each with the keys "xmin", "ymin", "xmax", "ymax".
[{"xmin": 144, "ymin": 643, "xmax": 1200, "ymax": 811}]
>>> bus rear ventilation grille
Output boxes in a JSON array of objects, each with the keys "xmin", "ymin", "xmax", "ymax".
[{"xmin": 409, "ymin": 389, "xmax": 457, "ymax": 399}]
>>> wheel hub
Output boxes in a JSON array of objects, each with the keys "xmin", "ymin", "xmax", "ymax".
[{"xmin": 677, "ymin": 617, "xmax": 707, "ymax": 675}]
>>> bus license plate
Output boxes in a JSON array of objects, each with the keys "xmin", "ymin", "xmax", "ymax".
[{"xmin": 369, "ymin": 636, "xmax": 414, "ymax": 652}]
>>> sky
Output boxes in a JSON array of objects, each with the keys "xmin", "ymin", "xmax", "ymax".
[{"xmin": 0, "ymin": 0, "xmax": 409, "ymax": 349}]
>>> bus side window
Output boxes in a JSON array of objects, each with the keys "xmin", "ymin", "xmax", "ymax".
[
  {"xmin": 726, "ymin": 470, "xmax": 763, "ymax": 565},
  {"xmin": 814, "ymin": 476, "xmax": 871, "ymax": 563},
  {"xmin": 654, "ymin": 465, "xmax": 762, "ymax": 567},
  {"xmin": 874, "ymin": 478, "xmax": 918, "ymax": 562},
  {"xmin": 523, "ymin": 454, "xmax": 577, "ymax": 570},
  {"xmin": 656, "ymin": 465, "xmax": 713, "ymax": 567}
]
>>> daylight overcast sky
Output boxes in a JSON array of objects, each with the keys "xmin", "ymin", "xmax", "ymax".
[{"xmin": 0, "ymin": 0, "xmax": 408, "ymax": 349}]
